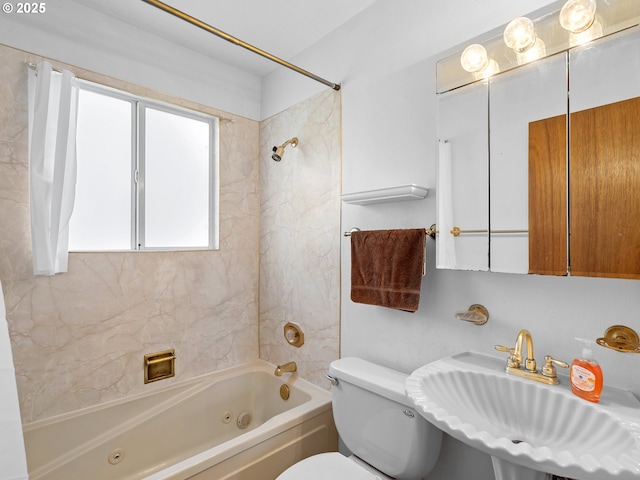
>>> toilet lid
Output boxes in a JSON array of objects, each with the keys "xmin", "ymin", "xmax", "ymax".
[{"xmin": 276, "ymin": 452, "xmax": 384, "ymax": 480}]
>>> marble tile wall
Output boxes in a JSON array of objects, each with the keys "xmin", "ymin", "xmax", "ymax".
[
  {"xmin": 0, "ymin": 43, "xmax": 261, "ymax": 423},
  {"xmin": 259, "ymin": 89, "xmax": 342, "ymax": 388}
]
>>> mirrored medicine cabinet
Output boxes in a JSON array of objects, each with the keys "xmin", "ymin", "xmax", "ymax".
[{"xmin": 436, "ymin": 4, "xmax": 640, "ymax": 279}]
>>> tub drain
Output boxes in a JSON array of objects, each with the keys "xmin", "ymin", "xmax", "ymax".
[
  {"xmin": 237, "ymin": 410, "xmax": 251, "ymax": 429},
  {"xmin": 108, "ymin": 447, "xmax": 126, "ymax": 465},
  {"xmin": 280, "ymin": 384, "xmax": 290, "ymax": 400}
]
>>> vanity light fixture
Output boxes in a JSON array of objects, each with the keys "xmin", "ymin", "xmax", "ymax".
[
  {"xmin": 477, "ymin": 58, "xmax": 500, "ymax": 79},
  {"xmin": 559, "ymin": 0, "xmax": 597, "ymax": 33},
  {"xmin": 503, "ymin": 17, "xmax": 537, "ymax": 53},
  {"xmin": 503, "ymin": 17, "xmax": 546, "ymax": 65},
  {"xmin": 515, "ymin": 38, "xmax": 546, "ymax": 64},
  {"xmin": 460, "ymin": 44, "xmax": 500, "ymax": 78},
  {"xmin": 561, "ymin": 0, "xmax": 602, "ymax": 47},
  {"xmin": 439, "ymin": 0, "xmax": 637, "ymax": 94},
  {"xmin": 460, "ymin": 44, "xmax": 489, "ymax": 73},
  {"xmin": 567, "ymin": 19, "xmax": 603, "ymax": 46}
]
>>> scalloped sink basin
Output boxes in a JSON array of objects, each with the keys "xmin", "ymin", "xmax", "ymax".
[{"xmin": 406, "ymin": 352, "xmax": 640, "ymax": 480}]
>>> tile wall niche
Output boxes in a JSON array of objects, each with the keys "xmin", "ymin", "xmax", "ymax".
[
  {"xmin": 259, "ymin": 89, "xmax": 342, "ymax": 388},
  {"xmin": 0, "ymin": 43, "xmax": 261, "ymax": 423}
]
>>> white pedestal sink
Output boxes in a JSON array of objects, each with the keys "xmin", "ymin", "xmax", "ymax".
[
  {"xmin": 405, "ymin": 352, "xmax": 640, "ymax": 480},
  {"xmin": 491, "ymin": 456, "xmax": 546, "ymax": 480}
]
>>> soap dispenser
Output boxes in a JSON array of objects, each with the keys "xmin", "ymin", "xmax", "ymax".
[{"xmin": 570, "ymin": 338, "xmax": 603, "ymax": 403}]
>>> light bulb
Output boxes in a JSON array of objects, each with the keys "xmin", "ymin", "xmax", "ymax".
[
  {"xmin": 568, "ymin": 19, "xmax": 603, "ymax": 46},
  {"xmin": 460, "ymin": 44, "xmax": 489, "ymax": 73},
  {"xmin": 504, "ymin": 17, "xmax": 537, "ymax": 53},
  {"xmin": 559, "ymin": 0, "xmax": 597, "ymax": 33},
  {"xmin": 516, "ymin": 37, "xmax": 546, "ymax": 65},
  {"xmin": 476, "ymin": 59, "xmax": 500, "ymax": 79}
]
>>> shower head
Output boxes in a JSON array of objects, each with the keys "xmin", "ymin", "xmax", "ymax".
[{"xmin": 271, "ymin": 137, "xmax": 298, "ymax": 162}]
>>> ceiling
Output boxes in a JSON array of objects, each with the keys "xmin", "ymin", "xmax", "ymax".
[{"xmin": 75, "ymin": 0, "xmax": 376, "ymax": 77}]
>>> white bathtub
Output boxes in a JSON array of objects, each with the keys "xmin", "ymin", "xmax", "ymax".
[{"xmin": 22, "ymin": 360, "xmax": 338, "ymax": 480}]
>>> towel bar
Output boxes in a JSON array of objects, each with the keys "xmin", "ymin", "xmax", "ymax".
[
  {"xmin": 426, "ymin": 225, "xmax": 528, "ymax": 236},
  {"xmin": 450, "ymin": 226, "xmax": 528, "ymax": 236},
  {"xmin": 344, "ymin": 227, "xmax": 436, "ymax": 239}
]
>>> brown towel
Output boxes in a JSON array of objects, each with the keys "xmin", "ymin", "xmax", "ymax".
[{"xmin": 350, "ymin": 229, "xmax": 426, "ymax": 312}]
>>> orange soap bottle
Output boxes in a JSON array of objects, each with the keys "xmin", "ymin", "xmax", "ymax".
[{"xmin": 570, "ymin": 338, "xmax": 603, "ymax": 403}]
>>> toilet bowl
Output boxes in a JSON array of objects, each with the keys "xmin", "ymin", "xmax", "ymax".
[
  {"xmin": 276, "ymin": 452, "xmax": 392, "ymax": 480},
  {"xmin": 276, "ymin": 357, "xmax": 442, "ymax": 480}
]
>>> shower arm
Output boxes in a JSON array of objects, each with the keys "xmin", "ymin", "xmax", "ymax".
[
  {"xmin": 279, "ymin": 138, "xmax": 298, "ymax": 149},
  {"xmin": 141, "ymin": 0, "xmax": 341, "ymax": 91}
]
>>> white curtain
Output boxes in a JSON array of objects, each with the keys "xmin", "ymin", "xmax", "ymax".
[{"xmin": 28, "ymin": 61, "xmax": 79, "ymax": 275}]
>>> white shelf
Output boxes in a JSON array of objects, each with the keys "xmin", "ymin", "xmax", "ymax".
[{"xmin": 341, "ymin": 184, "xmax": 429, "ymax": 205}]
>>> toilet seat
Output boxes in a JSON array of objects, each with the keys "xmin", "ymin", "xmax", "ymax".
[{"xmin": 276, "ymin": 452, "xmax": 390, "ymax": 480}]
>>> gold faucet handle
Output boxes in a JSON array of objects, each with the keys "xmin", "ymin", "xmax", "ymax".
[
  {"xmin": 495, "ymin": 344, "xmax": 514, "ymax": 354},
  {"xmin": 495, "ymin": 345, "xmax": 519, "ymax": 368},
  {"xmin": 541, "ymin": 355, "xmax": 569, "ymax": 378}
]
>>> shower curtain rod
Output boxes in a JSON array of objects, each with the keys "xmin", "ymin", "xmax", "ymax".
[{"xmin": 141, "ymin": 0, "xmax": 341, "ymax": 91}]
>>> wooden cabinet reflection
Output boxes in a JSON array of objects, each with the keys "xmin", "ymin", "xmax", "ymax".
[
  {"xmin": 529, "ymin": 114, "xmax": 567, "ymax": 276},
  {"xmin": 529, "ymin": 96, "xmax": 640, "ymax": 279}
]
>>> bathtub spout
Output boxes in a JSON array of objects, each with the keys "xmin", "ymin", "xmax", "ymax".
[{"xmin": 274, "ymin": 362, "xmax": 297, "ymax": 376}]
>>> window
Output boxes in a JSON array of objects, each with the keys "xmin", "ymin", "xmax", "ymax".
[{"xmin": 69, "ymin": 81, "xmax": 219, "ymax": 251}]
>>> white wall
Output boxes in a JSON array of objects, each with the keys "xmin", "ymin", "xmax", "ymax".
[
  {"xmin": 0, "ymin": 1, "xmax": 262, "ymax": 120},
  {"xmin": 262, "ymin": 1, "xmax": 640, "ymax": 479}
]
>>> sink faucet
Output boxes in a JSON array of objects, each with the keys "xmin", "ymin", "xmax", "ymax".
[
  {"xmin": 514, "ymin": 329, "xmax": 536, "ymax": 372},
  {"xmin": 274, "ymin": 361, "xmax": 297, "ymax": 376},
  {"xmin": 496, "ymin": 330, "xmax": 568, "ymax": 385}
]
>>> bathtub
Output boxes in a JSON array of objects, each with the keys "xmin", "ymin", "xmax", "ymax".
[{"xmin": 22, "ymin": 360, "xmax": 338, "ymax": 480}]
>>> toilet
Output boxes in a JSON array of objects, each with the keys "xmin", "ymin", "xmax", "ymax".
[{"xmin": 277, "ymin": 357, "xmax": 443, "ymax": 480}]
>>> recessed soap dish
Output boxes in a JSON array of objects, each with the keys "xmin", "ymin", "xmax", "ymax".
[
  {"xmin": 144, "ymin": 349, "xmax": 176, "ymax": 383},
  {"xmin": 455, "ymin": 304, "xmax": 489, "ymax": 325},
  {"xmin": 596, "ymin": 325, "xmax": 640, "ymax": 353}
]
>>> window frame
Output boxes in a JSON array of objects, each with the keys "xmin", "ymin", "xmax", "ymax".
[{"xmin": 73, "ymin": 79, "xmax": 220, "ymax": 252}]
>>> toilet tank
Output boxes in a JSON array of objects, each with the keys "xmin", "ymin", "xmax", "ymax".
[{"xmin": 329, "ymin": 357, "xmax": 442, "ymax": 479}]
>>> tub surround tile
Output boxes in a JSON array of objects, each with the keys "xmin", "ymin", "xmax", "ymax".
[
  {"xmin": 0, "ymin": 43, "xmax": 260, "ymax": 423},
  {"xmin": 259, "ymin": 89, "xmax": 341, "ymax": 388}
]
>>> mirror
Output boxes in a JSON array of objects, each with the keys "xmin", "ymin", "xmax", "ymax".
[
  {"xmin": 560, "ymin": 29, "xmax": 640, "ymax": 278},
  {"xmin": 436, "ymin": 81, "xmax": 488, "ymax": 271},
  {"xmin": 489, "ymin": 53, "xmax": 567, "ymax": 274},
  {"xmin": 436, "ymin": 25, "xmax": 640, "ymax": 277}
]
